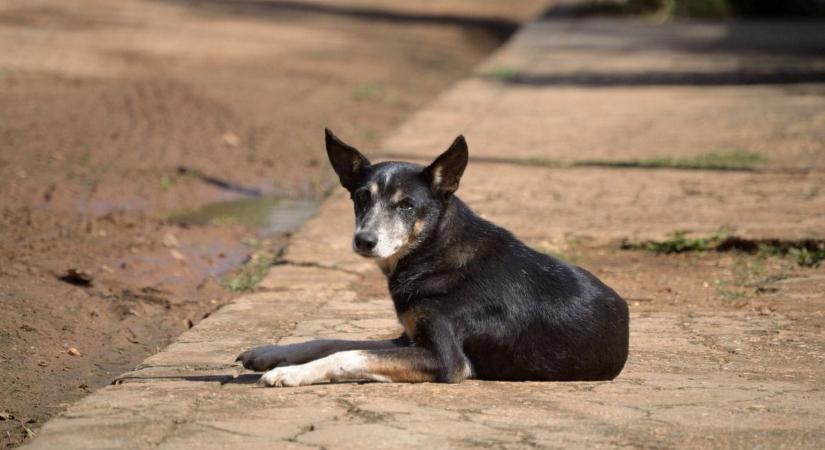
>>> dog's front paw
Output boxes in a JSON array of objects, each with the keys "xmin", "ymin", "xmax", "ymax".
[
  {"xmin": 236, "ymin": 345, "xmax": 291, "ymax": 371},
  {"xmin": 258, "ymin": 366, "xmax": 311, "ymax": 388}
]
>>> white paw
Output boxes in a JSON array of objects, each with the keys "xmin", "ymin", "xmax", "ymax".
[{"xmin": 258, "ymin": 365, "xmax": 311, "ymax": 387}]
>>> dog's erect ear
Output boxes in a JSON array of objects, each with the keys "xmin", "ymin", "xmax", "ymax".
[
  {"xmin": 423, "ymin": 135, "xmax": 468, "ymax": 198},
  {"xmin": 325, "ymin": 128, "xmax": 371, "ymax": 191}
]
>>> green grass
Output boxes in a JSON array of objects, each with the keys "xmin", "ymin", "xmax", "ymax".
[
  {"xmin": 625, "ymin": 232, "xmax": 825, "ymax": 268},
  {"xmin": 159, "ymin": 174, "xmax": 175, "ymax": 192},
  {"xmin": 576, "ymin": 151, "xmax": 763, "ymax": 171},
  {"xmin": 352, "ymin": 83, "xmax": 385, "ymax": 102},
  {"xmin": 484, "ymin": 66, "xmax": 521, "ymax": 81},
  {"xmin": 756, "ymin": 242, "xmax": 825, "ymax": 268},
  {"xmin": 626, "ymin": 231, "xmax": 728, "ymax": 254},
  {"xmin": 222, "ymin": 245, "xmax": 280, "ymax": 293},
  {"xmin": 788, "ymin": 247, "xmax": 825, "ymax": 268},
  {"xmin": 717, "ymin": 288, "xmax": 746, "ymax": 301}
]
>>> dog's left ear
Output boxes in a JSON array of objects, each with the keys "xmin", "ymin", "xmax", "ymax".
[
  {"xmin": 423, "ymin": 135, "xmax": 468, "ymax": 198},
  {"xmin": 325, "ymin": 128, "xmax": 371, "ymax": 192}
]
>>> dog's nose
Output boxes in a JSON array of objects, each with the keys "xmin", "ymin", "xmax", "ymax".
[{"xmin": 354, "ymin": 232, "xmax": 378, "ymax": 253}]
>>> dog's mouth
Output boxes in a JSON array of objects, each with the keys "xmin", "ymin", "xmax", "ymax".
[{"xmin": 354, "ymin": 248, "xmax": 376, "ymax": 258}]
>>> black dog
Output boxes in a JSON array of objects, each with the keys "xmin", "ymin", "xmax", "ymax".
[{"xmin": 237, "ymin": 129, "xmax": 629, "ymax": 387}]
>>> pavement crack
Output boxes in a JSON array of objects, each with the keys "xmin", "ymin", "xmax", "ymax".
[
  {"xmin": 285, "ymin": 423, "xmax": 319, "ymax": 445},
  {"xmin": 278, "ymin": 259, "xmax": 366, "ymax": 278},
  {"xmin": 194, "ymin": 422, "xmax": 258, "ymax": 438},
  {"xmin": 335, "ymin": 398, "xmax": 395, "ymax": 423}
]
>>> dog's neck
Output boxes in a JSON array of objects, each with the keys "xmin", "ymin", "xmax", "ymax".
[{"xmin": 374, "ymin": 250, "xmax": 407, "ymax": 276}]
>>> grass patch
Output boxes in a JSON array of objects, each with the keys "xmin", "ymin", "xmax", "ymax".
[
  {"xmin": 159, "ymin": 174, "xmax": 176, "ymax": 192},
  {"xmin": 624, "ymin": 232, "xmax": 825, "ymax": 267},
  {"xmin": 717, "ymin": 288, "xmax": 746, "ymax": 301},
  {"xmin": 576, "ymin": 151, "xmax": 763, "ymax": 171},
  {"xmin": 352, "ymin": 83, "xmax": 383, "ymax": 101},
  {"xmin": 788, "ymin": 247, "xmax": 825, "ymax": 268},
  {"xmin": 222, "ymin": 242, "xmax": 281, "ymax": 293},
  {"xmin": 625, "ymin": 230, "xmax": 728, "ymax": 254},
  {"xmin": 484, "ymin": 66, "xmax": 521, "ymax": 81}
]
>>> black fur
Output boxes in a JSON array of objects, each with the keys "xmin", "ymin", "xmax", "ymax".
[{"xmin": 393, "ymin": 197, "xmax": 628, "ymax": 381}]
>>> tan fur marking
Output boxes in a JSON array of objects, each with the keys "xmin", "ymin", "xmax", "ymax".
[
  {"xmin": 399, "ymin": 308, "xmax": 423, "ymax": 341},
  {"xmin": 369, "ymin": 182, "xmax": 379, "ymax": 195},
  {"xmin": 411, "ymin": 219, "xmax": 425, "ymax": 240},
  {"xmin": 363, "ymin": 349, "xmax": 437, "ymax": 382},
  {"xmin": 369, "ymin": 361, "xmax": 436, "ymax": 383},
  {"xmin": 375, "ymin": 253, "xmax": 401, "ymax": 275},
  {"xmin": 447, "ymin": 242, "xmax": 478, "ymax": 268},
  {"xmin": 431, "ymin": 166, "xmax": 443, "ymax": 188},
  {"xmin": 391, "ymin": 190, "xmax": 404, "ymax": 203}
]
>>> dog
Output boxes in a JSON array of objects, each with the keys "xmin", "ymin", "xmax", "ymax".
[{"xmin": 236, "ymin": 129, "xmax": 629, "ymax": 387}]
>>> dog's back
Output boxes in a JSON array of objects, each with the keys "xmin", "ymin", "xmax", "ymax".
[{"xmin": 389, "ymin": 196, "xmax": 629, "ymax": 381}]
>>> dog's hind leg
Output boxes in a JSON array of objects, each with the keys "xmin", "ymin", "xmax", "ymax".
[
  {"xmin": 257, "ymin": 347, "xmax": 472, "ymax": 387},
  {"xmin": 237, "ymin": 335, "xmax": 410, "ymax": 372}
]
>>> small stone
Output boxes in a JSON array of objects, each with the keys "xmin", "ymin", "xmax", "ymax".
[
  {"xmin": 67, "ymin": 347, "xmax": 81, "ymax": 356},
  {"xmin": 222, "ymin": 131, "xmax": 240, "ymax": 147},
  {"xmin": 170, "ymin": 249, "xmax": 186, "ymax": 262},
  {"xmin": 162, "ymin": 233, "xmax": 180, "ymax": 248}
]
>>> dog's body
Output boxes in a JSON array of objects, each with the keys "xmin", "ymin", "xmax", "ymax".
[{"xmin": 237, "ymin": 130, "xmax": 629, "ymax": 387}]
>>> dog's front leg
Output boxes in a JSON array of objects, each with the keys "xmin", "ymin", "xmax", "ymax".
[
  {"xmin": 417, "ymin": 317, "xmax": 471, "ymax": 384},
  {"xmin": 237, "ymin": 335, "xmax": 410, "ymax": 371},
  {"xmin": 258, "ymin": 347, "xmax": 444, "ymax": 387}
]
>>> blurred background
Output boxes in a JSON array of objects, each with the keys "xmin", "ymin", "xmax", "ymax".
[{"xmin": 0, "ymin": 0, "xmax": 823, "ymax": 447}]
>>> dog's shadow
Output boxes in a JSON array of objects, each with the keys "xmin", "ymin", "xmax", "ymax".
[
  {"xmin": 114, "ymin": 372, "xmax": 262, "ymax": 385},
  {"xmin": 180, "ymin": 373, "xmax": 261, "ymax": 385}
]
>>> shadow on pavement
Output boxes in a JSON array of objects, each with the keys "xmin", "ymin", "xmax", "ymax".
[
  {"xmin": 484, "ymin": 69, "xmax": 825, "ymax": 87},
  {"xmin": 487, "ymin": 16, "xmax": 825, "ymax": 87},
  {"xmin": 170, "ymin": 0, "xmax": 519, "ymax": 39}
]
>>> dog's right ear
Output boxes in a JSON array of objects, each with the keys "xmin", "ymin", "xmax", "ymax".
[{"xmin": 325, "ymin": 128, "xmax": 370, "ymax": 192}]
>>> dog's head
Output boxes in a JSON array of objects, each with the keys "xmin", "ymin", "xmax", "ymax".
[{"xmin": 325, "ymin": 128, "xmax": 468, "ymax": 261}]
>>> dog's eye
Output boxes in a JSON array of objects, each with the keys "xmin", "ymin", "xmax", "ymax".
[{"xmin": 396, "ymin": 199, "xmax": 414, "ymax": 211}]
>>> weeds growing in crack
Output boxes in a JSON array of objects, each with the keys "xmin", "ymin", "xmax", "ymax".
[
  {"xmin": 575, "ymin": 150, "xmax": 763, "ymax": 171},
  {"xmin": 623, "ymin": 232, "xmax": 825, "ymax": 268},
  {"xmin": 624, "ymin": 230, "xmax": 728, "ymax": 254},
  {"xmin": 222, "ymin": 240, "xmax": 283, "ymax": 292},
  {"xmin": 483, "ymin": 66, "xmax": 521, "ymax": 81}
]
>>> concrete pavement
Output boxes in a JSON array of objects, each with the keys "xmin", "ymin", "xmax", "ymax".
[{"xmin": 23, "ymin": 5, "xmax": 825, "ymax": 450}]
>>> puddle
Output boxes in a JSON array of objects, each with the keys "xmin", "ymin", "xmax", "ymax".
[{"xmin": 171, "ymin": 196, "xmax": 320, "ymax": 235}]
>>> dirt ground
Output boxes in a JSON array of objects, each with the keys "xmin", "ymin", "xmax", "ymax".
[{"xmin": 0, "ymin": 0, "xmax": 550, "ymax": 446}]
